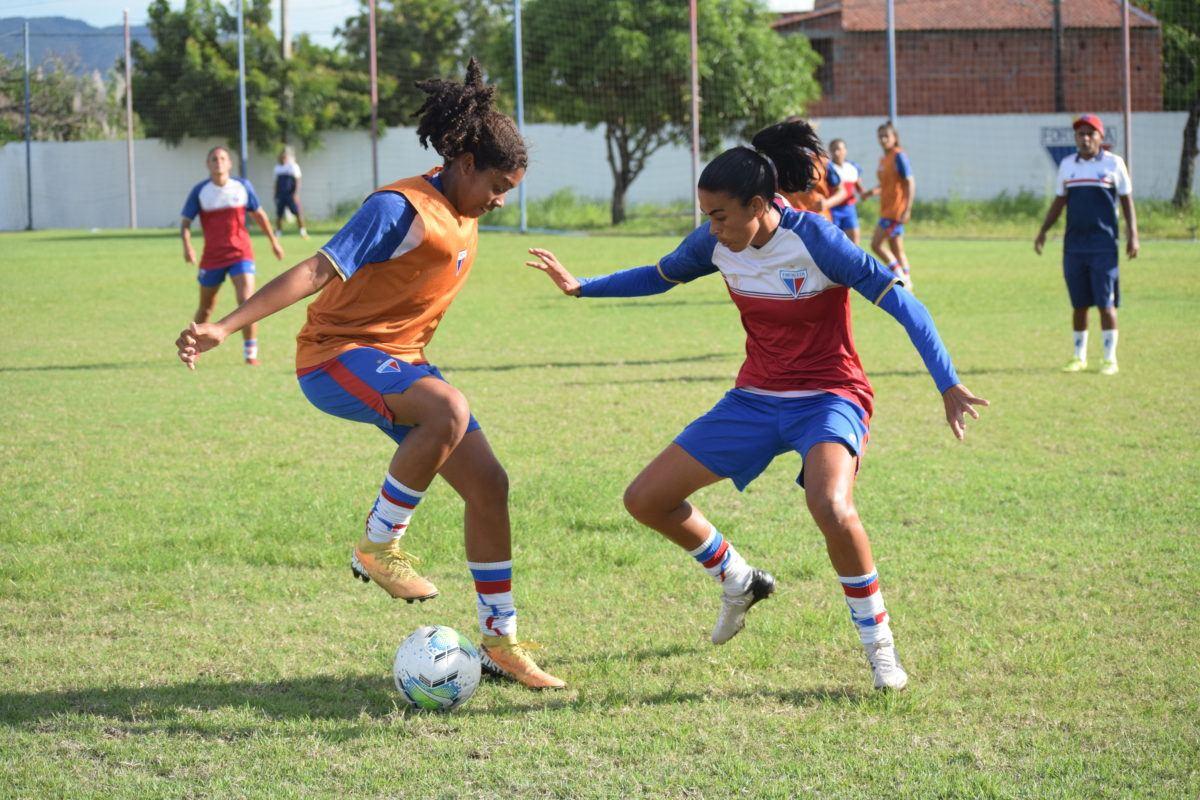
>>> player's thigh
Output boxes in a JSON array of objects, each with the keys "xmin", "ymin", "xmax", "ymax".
[
  {"xmin": 382, "ymin": 375, "xmax": 471, "ymax": 433},
  {"xmin": 230, "ymin": 271, "xmax": 256, "ymax": 302},
  {"xmin": 801, "ymin": 441, "xmax": 860, "ymax": 523},
  {"xmin": 438, "ymin": 429, "xmax": 508, "ymax": 507},
  {"xmin": 625, "ymin": 443, "xmax": 724, "ymax": 512},
  {"xmin": 1062, "ymin": 253, "xmax": 1095, "ymax": 308}
]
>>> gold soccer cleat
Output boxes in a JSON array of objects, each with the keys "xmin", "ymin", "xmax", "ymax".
[
  {"xmin": 350, "ymin": 536, "xmax": 438, "ymax": 603},
  {"xmin": 479, "ymin": 634, "xmax": 566, "ymax": 690}
]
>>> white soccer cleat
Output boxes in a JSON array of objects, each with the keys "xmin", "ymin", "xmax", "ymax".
[
  {"xmin": 864, "ymin": 638, "xmax": 908, "ymax": 691},
  {"xmin": 1099, "ymin": 359, "xmax": 1119, "ymax": 376},
  {"xmin": 711, "ymin": 568, "xmax": 776, "ymax": 645}
]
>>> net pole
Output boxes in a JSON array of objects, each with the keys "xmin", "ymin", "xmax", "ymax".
[
  {"xmin": 886, "ymin": 0, "xmax": 897, "ymax": 122},
  {"xmin": 1121, "ymin": 0, "xmax": 1132, "ymax": 173},
  {"xmin": 513, "ymin": 0, "xmax": 527, "ymax": 233},
  {"xmin": 124, "ymin": 9, "xmax": 137, "ymax": 229},
  {"xmin": 368, "ymin": 0, "xmax": 379, "ymax": 189},
  {"xmin": 23, "ymin": 21, "xmax": 32, "ymax": 231},
  {"xmin": 689, "ymin": 0, "xmax": 700, "ymax": 229},
  {"xmin": 236, "ymin": 0, "xmax": 249, "ymax": 178}
]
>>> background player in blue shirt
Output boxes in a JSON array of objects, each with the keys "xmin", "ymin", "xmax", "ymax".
[{"xmin": 1035, "ymin": 114, "xmax": 1139, "ymax": 375}]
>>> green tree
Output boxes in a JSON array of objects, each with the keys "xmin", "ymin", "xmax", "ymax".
[
  {"xmin": 1141, "ymin": 0, "xmax": 1200, "ymax": 206},
  {"xmin": 499, "ymin": 0, "xmax": 821, "ymax": 224},
  {"xmin": 338, "ymin": 0, "xmax": 505, "ymax": 126},
  {"xmin": 0, "ymin": 54, "xmax": 136, "ymax": 142},
  {"xmin": 131, "ymin": 0, "xmax": 367, "ymax": 153}
]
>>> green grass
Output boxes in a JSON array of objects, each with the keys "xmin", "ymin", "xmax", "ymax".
[{"xmin": 1, "ymin": 228, "xmax": 1198, "ymax": 798}]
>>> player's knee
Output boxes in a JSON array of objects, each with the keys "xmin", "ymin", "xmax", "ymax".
[
  {"xmin": 475, "ymin": 462, "xmax": 510, "ymax": 508},
  {"xmin": 432, "ymin": 386, "xmax": 472, "ymax": 444},
  {"xmin": 807, "ymin": 492, "xmax": 857, "ymax": 535},
  {"xmin": 623, "ymin": 478, "xmax": 664, "ymax": 524}
]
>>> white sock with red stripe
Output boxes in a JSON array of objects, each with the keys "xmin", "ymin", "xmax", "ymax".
[
  {"xmin": 469, "ymin": 560, "xmax": 516, "ymax": 637},
  {"xmin": 839, "ymin": 570, "xmax": 893, "ymax": 644},
  {"xmin": 365, "ymin": 474, "xmax": 424, "ymax": 544},
  {"xmin": 688, "ymin": 527, "xmax": 753, "ymax": 595},
  {"xmin": 243, "ymin": 339, "xmax": 258, "ymax": 361}
]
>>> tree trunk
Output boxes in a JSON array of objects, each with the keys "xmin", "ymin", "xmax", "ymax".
[
  {"xmin": 1172, "ymin": 95, "xmax": 1200, "ymax": 209},
  {"xmin": 611, "ymin": 176, "xmax": 628, "ymax": 225}
]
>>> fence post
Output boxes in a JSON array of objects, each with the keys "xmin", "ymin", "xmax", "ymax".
[
  {"xmin": 124, "ymin": 10, "xmax": 137, "ymax": 229},
  {"xmin": 689, "ymin": 0, "xmax": 700, "ymax": 229},
  {"xmin": 236, "ymin": 0, "xmax": 249, "ymax": 178},
  {"xmin": 1121, "ymin": 0, "xmax": 1132, "ymax": 174},
  {"xmin": 886, "ymin": 0, "xmax": 897, "ymax": 122},
  {"xmin": 23, "ymin": 21, "xmax": 32, "ymax": 231},
  {"xmin": 513, "ymin": 0, "xmax": 527, "ymax": 233},
  {"xmin": 368, "ymin": 0, "xmax": 379, "ymax": 189}
]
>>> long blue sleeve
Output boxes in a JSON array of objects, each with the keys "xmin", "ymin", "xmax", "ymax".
[
  {"xmin": 878, "ymin": 286, "xmax": 960, "ymax": 393},
  {"xmin": 577, "ymin": 265, "xmax": 677, "ymax": 298}
]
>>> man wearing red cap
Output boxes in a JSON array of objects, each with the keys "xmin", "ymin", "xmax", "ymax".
[{"xmin": 1034, "ymin": 114, "xmax": 1139, "ymax": 375}]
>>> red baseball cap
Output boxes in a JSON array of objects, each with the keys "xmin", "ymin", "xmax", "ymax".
[{"xmin": 1073, "ymin": 114, "xmax": 1105, "ymax": 137}]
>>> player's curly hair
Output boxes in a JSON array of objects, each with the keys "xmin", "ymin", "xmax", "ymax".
[
  {"xmin": 697, "ymin": 118, "xmax": 825, "ymax": 204},
  {"xmin": 413, "ymin": 58, "xmax": 527, "ymax": 172}
]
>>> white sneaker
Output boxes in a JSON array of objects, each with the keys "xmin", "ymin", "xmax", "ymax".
[
  {"xmin": 711, "ymin": 569, "xmax": 776, "ymax": 645},
  {"xmin": 863, "ymin": 638, "xmax": 908, "ymax": 691}
]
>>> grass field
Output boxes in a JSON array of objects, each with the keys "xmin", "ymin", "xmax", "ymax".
[{"xmin": 1, "ymin": 227, "xmax": 1198, "ymax": 799}]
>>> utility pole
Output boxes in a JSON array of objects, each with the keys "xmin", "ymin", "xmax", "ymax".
[
  {"xmin": 280, "ymin": 0, "xmax": 291, "ymax": 60},
  {"xmin": 1052, "ymin": 0, "xmax": 1064, "ymax": 112},
  {"xmin": 368, "ymin": 0, "xmax": 379, "ymax": 188},
  {"xmin": 124, "ymin": 10, "xmax": 137, "ymax": 228},
  {"xmin": 23, "ymin": 21, "xmax": 32, "ymax": 231},
  {"xmin": 236, "ymin": 0, "xmax": 249, "ymax": 178}
]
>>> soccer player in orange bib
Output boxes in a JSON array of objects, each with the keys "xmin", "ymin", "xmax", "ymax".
[
  {"xmin": 175, "ymin": 60, "xmax": 564, "ymax": 690},
  {"xmin": 865, "ymin": 121, "xmax": 915, "ymax": 289}
]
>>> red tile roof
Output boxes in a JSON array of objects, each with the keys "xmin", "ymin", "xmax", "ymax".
[{"xmin": 774, "ymin": 0, "xmax": 1159, "ymax": 32}]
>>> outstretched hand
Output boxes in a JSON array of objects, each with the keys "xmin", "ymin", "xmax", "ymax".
[
  {"xmin": 176, "ymin": 321, "xmax": 228, "ymax": 370},
  {"xmin": 942, "ymin": 383, "xmax": 989, "ymax": 441},
  {"xmin": 525, "ymin": 248, "xmax": 581, "ymax": 296}
]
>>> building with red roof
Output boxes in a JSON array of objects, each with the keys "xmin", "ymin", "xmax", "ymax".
[{"xmin": 774, "ymin": 0, "xmax": 1162, "ymax": 116}]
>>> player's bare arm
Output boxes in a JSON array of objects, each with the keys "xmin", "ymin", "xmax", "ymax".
[
  {"xmin": 1120, "ymin": 194, "xmax": 1140, "ymax": 259},
  {"xmin": 942, "ymin": 384, "xmax": 989, "ymax": 441},
  {"xmin": 526, "ymin": 248, "xmax": 582, "ymax": 296},
  {"xmin": 1034, "ymin": 196, "xmax": 1068, "ymax": 254},
  {"xmin": 176, "ymin": 251, "xmax": 336, "ymax": 369},
  {"xmin": 180, "ymin": 217, "xmax": 197, "ymax": 264},
  {"xmin": 251, "ymin": 207, "xmax": 285, "ymax": 260}
]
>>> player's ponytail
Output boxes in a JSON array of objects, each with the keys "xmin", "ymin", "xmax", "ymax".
[
  {"xmin": 413, "ymin": 58, "xmax": 527, "ymax": 172},
  {"xmin": 750, "ymin": 118, "xmax": 824, "ymax": 196},
  {"xmin": 697, "ymin": 118, "xmax": 824, "ymax": 205}
]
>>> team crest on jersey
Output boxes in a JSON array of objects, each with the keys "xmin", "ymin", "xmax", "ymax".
[
  {"xmin": 778, "ymin": 268, "xmax": 808, "ymax": 298},
  {"xmin": 456, "ymin": 249, "xmax": 468, "ymax": 275},
  {"xmin": 376, "ymin": 358, "xmax": 403, "ymax": 374}
]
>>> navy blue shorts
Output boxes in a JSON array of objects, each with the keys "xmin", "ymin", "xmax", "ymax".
[
  {"xmin": 674, "ymin": 389, "xmax": 869, "ymax": 491},
  {"xmin": 197, "ymin": 260, "xmax": 254, "ymax": 287},
  {"xmin": 830, "ymin": 205, "xmax": 859, "ymax": 232},
  {"xmin": 297, "ymin": 347, "xmax": 480, "ymax": 446},
  {"xmin": 1063, "ymin": 251, "xmax": 1119, "ymax": 309},
  {"xmin": 275, "ymin": 195, "xmax": 300, "ymax": 218}
]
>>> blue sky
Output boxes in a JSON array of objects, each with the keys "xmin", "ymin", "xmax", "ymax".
[{"xmin": 4, "ymin": 0, "xmax": 360, "ymax": 46}]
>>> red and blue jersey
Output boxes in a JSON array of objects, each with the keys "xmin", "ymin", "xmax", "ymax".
[
  {"xmin": 830, "ymin": 160, "xmax": 864, "ymax": 207},
  {"xmin": 1054, "ymin": 150, "xmax": 1131, "ymax": 254},
  {"xmin": 577, "ymin": 207, "xmax": 959, "ymax": 419},
  {"xmin": 181, "ymin": 177, "xmax": 261, "ymax": 269}
]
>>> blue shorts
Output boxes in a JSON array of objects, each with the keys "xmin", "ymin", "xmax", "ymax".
[
  {"xmin": 674, "ymin": 389, "xmax": 869, "ymax": 491},
  {"xmin": 297, "ymin": 347, "xmax": 480, "ymax": 446},
  {"xmin": 878, "ymin": 218, "xmax": 905, "ymax": 238},
  {"xmin": 198, "ymin": 260, "xmax": 254, "ymax": 287},
  {"xmin": 830, "ymin": 205, "xmax": 859, "ymax": 232},
  {"xmin": 275, "ymin": 195, "xmax": 300, "ymax": 218},
  {"xmin": 1063, "ymin": 251, "xmax": 1119, "ymax": 309}
]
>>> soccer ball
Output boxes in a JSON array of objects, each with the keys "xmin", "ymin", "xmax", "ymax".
[{"xmin": 393, "ymin": 625, "xmax": 482, "ymax": 711}]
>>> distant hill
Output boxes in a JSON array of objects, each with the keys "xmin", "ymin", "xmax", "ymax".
[{"xmin": 0, "ymin": 17, "xmax": 154, "ymax": 74}]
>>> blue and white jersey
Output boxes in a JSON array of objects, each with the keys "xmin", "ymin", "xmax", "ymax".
[{"xmin": 1055, "ymin": 149, "xmax": 1131, "ymax": 254}]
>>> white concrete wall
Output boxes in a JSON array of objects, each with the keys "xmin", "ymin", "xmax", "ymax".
[{"xmin": 2, "ymin": 113, "xmax": 1196, "ymax": 231}]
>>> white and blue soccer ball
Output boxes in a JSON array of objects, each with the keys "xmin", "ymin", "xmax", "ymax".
[{"xmin": 393, "ymin": 625, "xmax": 481, "ymax": 712}]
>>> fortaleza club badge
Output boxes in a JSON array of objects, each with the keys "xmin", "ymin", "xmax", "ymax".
[
  {"xmin": 456, "ymin": 249, "xmax": 469, "ymax": 275},
  {"xmin": 779, "ymin": 268, "xmax": 807, "ymax": 298},
  {"xmin": 376, "ymin": 358, "xmax": 404, "ymax": 374}
]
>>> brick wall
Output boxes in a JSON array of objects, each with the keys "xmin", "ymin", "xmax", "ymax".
[{"xmin": 795, "ymin": 27, "xmax": 1162, "ymax": 117}]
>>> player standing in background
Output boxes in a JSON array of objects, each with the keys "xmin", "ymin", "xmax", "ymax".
[
  {"xmin": 274, "ymin": 147, "xmax": 309, "ymax": 239},
  {"xmin": 175, "ymin": 60, "xmax": 564, "ymax": 690},
  {"xmin": 527, "ymin": 119, "xmax": 988, "ymax": 691},
  {"xmin": 1034, "ymin": 114, "xmax": 1138, "ymax": 376},
  {"xmin": 181, "ymin": 145, "xmax": 284, "ymax": 366},
  {"xmin": 828, "ymin": 139, "xmax": 865, "ymax": 245},
  {"xmin": 864, "ymin": 121, "xmax": 915, "ymax": 289}
]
